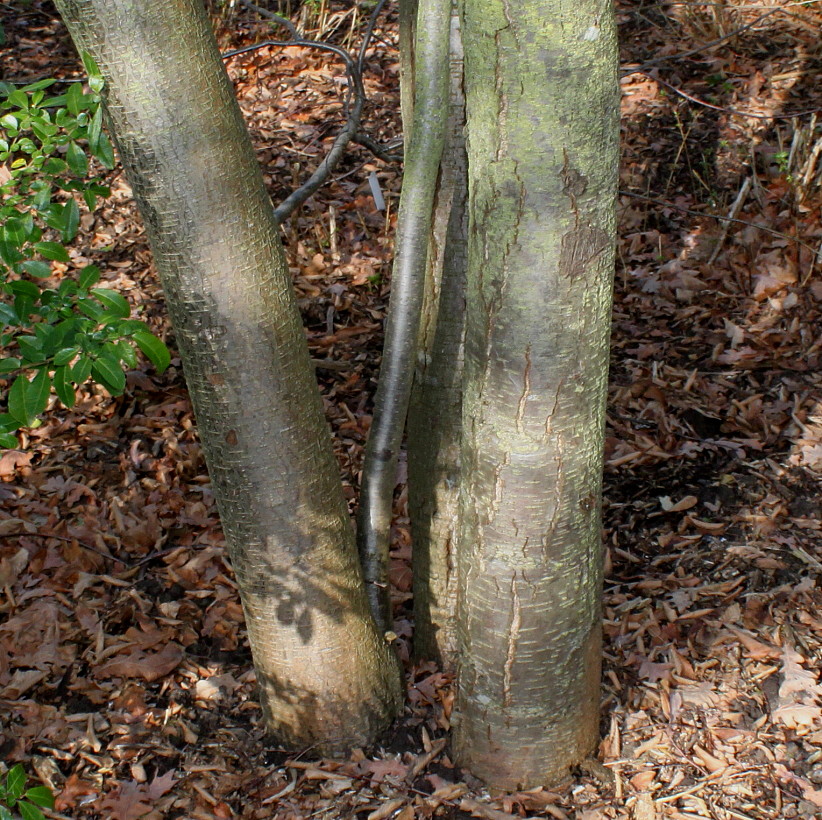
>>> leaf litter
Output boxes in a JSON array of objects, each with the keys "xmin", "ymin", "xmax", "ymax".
[{"xmin": 1, "ymin": 1, "xmax": 822, "ymax": 818}]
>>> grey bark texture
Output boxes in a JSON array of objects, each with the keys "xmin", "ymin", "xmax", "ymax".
[
  {"xmin": 54, "ymin": 0, "xmax": 402, "ymax": 754},
  {"xmin": 453, "ymin": 0, "xmax": 619, "ymax": 788},
  {"xmin": 356, "ymin": 0, "xmax": 450, "ymax": 631},
  {"xmin": 408, "ymin": 3, "xmax": 468, "ymax": 668}
]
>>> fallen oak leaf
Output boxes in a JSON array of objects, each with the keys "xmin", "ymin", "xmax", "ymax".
[
  {"xmin": 357, "ymin": 756, "xmax": 408, "ymax": 785},
  {"xmin": 147, "ymin": 769, "xmax": 176, "ymax": 800},
  {"xmin": 97, "ymin": 780, "xmax": 153, "ymax": 820},
  {"xmin": 95, "ymin": 642, "xmax": 184, "ymax": 682},
  {"xmin": 54, "ymin": 774, "xmax": 98, "ymax": 811}
]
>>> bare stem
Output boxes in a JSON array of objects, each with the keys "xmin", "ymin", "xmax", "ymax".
[{"xmin": 356, "ymin": 0, "xmax": 451, "ymax": 631}]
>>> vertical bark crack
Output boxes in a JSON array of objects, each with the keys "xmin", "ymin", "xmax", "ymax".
[{"xmin": 502, "ymin": 576, "xmax": 521, "ymax": 708}]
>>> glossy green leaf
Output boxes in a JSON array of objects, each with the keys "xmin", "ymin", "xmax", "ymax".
[
  {"xmin": 0, "ymin": 414, "xmax": 20, "ymax": 433},
  {"xmin": 3, "ymin": 217, "xmax": 30, "ymax": 247},
  {"xmin": 32, "ymin": 323, "xmax": 59, "ymax": 355},
  {"xmin": 66, "ymin": 141, "xmax": 88, "ymax": 177},
  {"xmin": 52, "ymin": 365, "xmax": 76, "ymax": 408},
  {"xmin": 71, "ymin": 355, "xmax": 92, "ymax": 384},
  {"xmin": 8, "ymin": 280, "xmax": 41, "ymax": 299},
  {"xmin": 0, "ymin": 239, "xmax": 23, "ymax": 266},
  {"xmin": 0, "ymin": 432, "xmax": 17, "ymax": 449},
  {"xmin": 6, "ymin": 765, "xmax": 25, "ymax": 801},
  {"xmin": 91, "ymin": 288, "xmax": 130, "ymax": 318},
  {"xmin": 61, "ymin": 198, "xmax": 80, "ymax": 242},
  {"xmin": 18, "ymin": 801, "xmax": 46, "ymax": 820},
  {"xmin": 0, "ymin": 304, "xmax": 18, "ymax": 326},
  {"xmin": 78, "ymin": 265, "xmax": 100, "ymax": 290},
  {"xmin": 81, "ymin": 51, "xmax": 101, "ymax": 79},
  {"xmin": 21, "ymin": 79, "xmax": 56, "ymax": 93},
  {"xmin": 116, "ymin": 339, "xmax": 138, "ymax": 369},
  {"xmin": 87, "ymin": 104, "xmax": 102, "ymax": 151},
  {"xmin": 76, "ymin": 297, "xmax": 104, "ymax": 320},
  {"xmin": 33, "ymin": 241, "xmax": 70, "ymax": 263},
  {"xmin": 91, "ymin": 355, "xmax": 125, "ymax": 396},
  {"xmin": 42, "ymin": 157, "xmax": 67, "ymax": 175},
  {"xmin": 23, "ymin": 786, "xmax": 54, "ymax": 809},
  {"xmin": 7, "ymin": 90, "xmax": 27, "ymax": 110},
  {"xmin": 133, "ymin": 331, "xmax": 170, "ymax": 374},
  {"xmin": 7, "ymin": 368, "xmax": 50, "ymax": 425},
  {"xmin": 20, "ymin": 260, "xmax": 52, "ymax": 278},
  {"xmin": 93, "ymin": 132, "xmax": 115, "ymax": 169},
  {"xmin": 12, "ymin": 297, "xmax": 34, "ymax": 326},
  {"xmin": 17, "ymin": 336, "xmax": 45, "ymax": 363},
  {"xmin": 65, "ymin": 82, "xmax": 83, "ymax": 116},
  {"xmin": 53, "ymin": 347, "xmax": 79, "ymax": 366},
  {"xmin": 0, "ymin": 357, "xmax": 20, "ymax": 373}
]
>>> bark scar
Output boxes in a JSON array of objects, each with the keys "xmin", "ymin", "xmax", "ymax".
[
  {"xmin": 515, "ymin": 344, "xmax": 532, "ymax": 433},
  {"xmin": 502, "ymin": 576, "xmax": 521, "ymax": 708}
]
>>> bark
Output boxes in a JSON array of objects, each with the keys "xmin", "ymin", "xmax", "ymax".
[
  {"xmin": 398, "ymin": 0, "xmax": 418, "ymax": 140},
  {"xmin": 356, "ymin": 0, "xmax": 450, "ymax": 631},
  {"xmin": 54, "ymin": 0, "xmax": 402, "ymax": 754},
  {"xmin": 453, "ymin": 0, "xmax": 619, "ymax": 788},
  {"xmin": 407, "ymin": 2, "xmax": 468, "ymax": 667}
]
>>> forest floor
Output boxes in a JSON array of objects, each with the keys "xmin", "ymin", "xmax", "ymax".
[{"xmin": 2, "ymin": 1, "xmax": 822, "ymax": 818}]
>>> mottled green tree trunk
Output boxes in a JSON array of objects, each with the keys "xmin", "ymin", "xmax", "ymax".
[
  {"xmin": 54, "ymin": 0, "xmax": 401, "ymax": 754},
  {"xmin": 453, "ymin": 0, "xmax": 619, "ymax": 788}
]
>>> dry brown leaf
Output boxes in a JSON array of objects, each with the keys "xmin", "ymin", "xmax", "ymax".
[
  {"xmin": 97, "ymin": 781, "xmax": 153, "ymax": 820},
  {"xmin": 96, "ymin": 642, "xmax": 184, "ymax": 682}
]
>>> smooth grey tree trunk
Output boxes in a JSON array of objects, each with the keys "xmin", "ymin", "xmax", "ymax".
[
  {"xmin": 54, "ymin": 0, "xmax": 401, "ymax": 754},
  {"xmin": 453, "ymin": 0, "xmax": 619, "ymax": 788},
  {"xmin": 407, "ymin": 2, "xmax": 467, "ymax": 668},
  {"xmin": 356, "ymin": 0, "xmax": 450, "ymax": 631}
]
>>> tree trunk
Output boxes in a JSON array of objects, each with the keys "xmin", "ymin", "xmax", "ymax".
[
  {"xmin": 54, "ymin": 0, "xmax": 402, "ymax": 754},
  {"xmin": 407, "ymin": 1, "xmax": 468, "ymax": 668},
  {"xmin": 453, "ymin": 0, "xmax": 619, "ymax": 789},
  {"xmin": 356, "ymin": 0, "xmax": 450, "ymax": 631}
]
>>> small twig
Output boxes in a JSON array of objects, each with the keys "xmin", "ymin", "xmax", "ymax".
[
  {"xmin": 353, "ymin": 131, "xmax": 403, "ymax": 163},
  {"xmin": 2, "ymin": 530, "xmax": 120, "ymax": 564},
  {"xmin": 707, "ymin": 176, "xmax": 751, "ymax": 264}
]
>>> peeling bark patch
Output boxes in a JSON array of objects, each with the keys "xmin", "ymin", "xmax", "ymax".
[
  {"xmin": 559, "ymin": 225, "xmax": 608, "ymax": 281},
  {"xmin": 562, "ymin": 163, "xmax": 588, "ymax": 202},
  {"xmin": 502, "ymin": 577, "xmax": 521, "ymax": 708}
]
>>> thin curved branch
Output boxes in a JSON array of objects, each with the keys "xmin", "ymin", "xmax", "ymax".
[
  {"xmin": 229, "ymin": 0, "xmax": 396, "ymax": 223},
  {"xmin": 353, "ymin": 131, "xmax": 403, "ymax": 163},
  {"xmin": 356, "ymin": 0, "xmax": 451, "ymax": 631},
  {"xmin": 273, "ymin": 82, "xmax": 364, "ymax": 223},
  {"xmin": 358, "ymin": 0, "xmax": 390, "ymax": 75}
]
